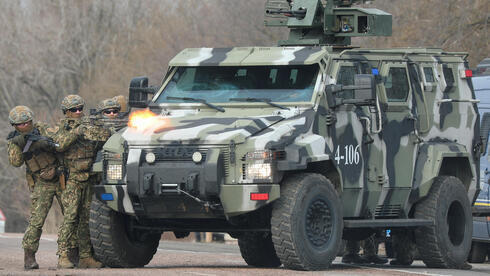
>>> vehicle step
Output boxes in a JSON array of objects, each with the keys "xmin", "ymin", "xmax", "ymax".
[{"xmin": 343, "ymin": 218, "xmax": 434, "ymax": 228}]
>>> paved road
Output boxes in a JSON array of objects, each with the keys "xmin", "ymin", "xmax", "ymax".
[{"xmin": 0, "ymin": 233, "xmax": 489, "ymax": 275}]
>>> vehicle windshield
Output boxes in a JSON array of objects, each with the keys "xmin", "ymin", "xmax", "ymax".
[{"xmin": 154, "ymin": 65, "xmax": 319, "ymax": 104}]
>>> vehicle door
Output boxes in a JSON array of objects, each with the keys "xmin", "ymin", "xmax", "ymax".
[
  {"xmin": 329, "ymin": 59, "xmax": 384, "ymax": 218},
  {"xmin": 377, "ymin": 61, "xmax": 419, "ymax": 211}
]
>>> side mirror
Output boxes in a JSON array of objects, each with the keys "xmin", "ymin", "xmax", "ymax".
[
  {"xmin": 128, "ymin": 77, "xmax": 158, "ymax": 108},
  {"xmin": 325, "ymin": 84, "xmax": 341, "ymax": 109},
  {"xmin": 481, "ymin": 112, "xmax": 490, "ymax": 155},
  {"xmin": 352, "ymin": 74, "xmax": 376, "ymax": 103},
  {"xmin": 325, "ymin": 74, "xmax": 376, "ymax": 107}
]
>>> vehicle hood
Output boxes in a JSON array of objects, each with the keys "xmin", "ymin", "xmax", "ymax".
[{"xmin": 121, "ymin": 112, "xmax": 289, "ymax": 145}]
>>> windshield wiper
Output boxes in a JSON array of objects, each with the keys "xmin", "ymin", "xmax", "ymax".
[
  {"xmin": 167, "ymin": 96, "xmax": 225, "ymax": 112},
  {"xmin": 229, "ymin": 97, "xmax": 290, "ymax": 110}
]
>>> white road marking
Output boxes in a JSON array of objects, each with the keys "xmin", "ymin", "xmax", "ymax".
[
  {"xmin": 341, "ymin": 263, "xmax": 450, "ymax": 276},
  {"xmin": 183, "ymin": 272, "xmax": 216, "ymax": 276},
  {"xmin": 0, "ymin": 234, "xmax": 55, "ymax": 242},
  {"xmin": 157, "ymin": 248, "xmax": 239, "ymax": 256}
]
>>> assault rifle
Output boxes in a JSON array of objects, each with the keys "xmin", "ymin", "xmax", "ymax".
[
  {"xmin": 23, "ymin": 129, "xmax": 59, "ymax": 155},
  {"xmin": 7, "ymin": 129, "xmax": 59, "ymax": 153}
]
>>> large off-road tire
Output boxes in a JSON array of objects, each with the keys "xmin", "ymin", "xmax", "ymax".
[
  {"xmin": 414, "ymin": 176, "xmax": 472, "ymax": 268},
  {"xmin": 271, "ymin": 173, "xmax": 343, "ymax": 270},
  {"xmin": 238, "ymin": 232, "xmax": 281, "ymax": 267},
  {"xmin": 89, "ymin": 198, "xmax": 161, "ymax": 268},
  {"xmin": 468, "ymin": 242, "xmax": 487, "ymax": 263}
]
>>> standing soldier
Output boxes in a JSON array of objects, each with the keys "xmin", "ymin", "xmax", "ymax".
[
  {"xmin": 54, "ymin": 95, "xmax": 110, "ymax": 269},
  {"xmin": 97, "ymin": 98, "xmax": 123, "ymax": 134},
  {"xmin": 6, "ymin": 106, "xmax": 62, "ymax": 270}
]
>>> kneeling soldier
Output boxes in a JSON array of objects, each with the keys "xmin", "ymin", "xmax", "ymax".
[{"xmin": 7, "ymin": 106, "xmax": 62, "ymax": 270}]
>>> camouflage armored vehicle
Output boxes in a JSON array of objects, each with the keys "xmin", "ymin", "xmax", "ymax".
[{"xmin": 89, "ymin": 0, "xmax": 482, "ymax": 270}]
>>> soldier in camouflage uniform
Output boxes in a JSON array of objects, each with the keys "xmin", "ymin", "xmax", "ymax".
[
  {"xmin": 342, "ymin": 234, "xmax": 388, "ymax": 264},
  {"xmin": 6, "ymin": 106, "xmax": 62, "ymax": 270},
  {"xmin": 98, "ymin": 98, "xmax": 120, "ymax": 119},
  {"xmin": 53, "ymin": 95, "xmax": 110, "ymax": 269},
  {"xmin": 389, "ymin": 230, "xmax": 416, "ymax": 266},
  {"xmin": 97, "ymin": 98, "xmax": 128, "ymax": 134}
]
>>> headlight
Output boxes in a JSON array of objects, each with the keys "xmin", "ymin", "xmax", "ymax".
[
  {"xmin": 107, "ymin": 164, "xmax": 123, "ymax": 181},
  {"xmin": 243, "ymin": 150, "xmax": 274, "ymax": 181},
  {"xmin": 246, "ymin": 163, "xmax": 272, "ymax": 180}
]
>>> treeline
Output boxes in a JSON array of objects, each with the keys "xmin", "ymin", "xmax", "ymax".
[{"xmin": 0, "ymin": 0, "xmax": 487, "ymax": 232}]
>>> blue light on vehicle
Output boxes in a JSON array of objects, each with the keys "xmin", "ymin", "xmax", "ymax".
[
  {"xmin": 386, "ymin": 229, "xmax": 391, "ymax": 237},
  {"xmin": 101, "ymin": 193, "xmax": 114, "ymax": 201},
  {"xmin": 372, "ymin": 68, "xmax": 379, "ymax": 75}
]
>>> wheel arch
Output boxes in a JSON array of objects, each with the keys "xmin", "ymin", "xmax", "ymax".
[
  {"xmin": 304, "ymin": 160, "xmax": 342, "ymax": 192},
  {"xmin": 409, "ymin": 143, "xmax": 477, "ymax": 206}
]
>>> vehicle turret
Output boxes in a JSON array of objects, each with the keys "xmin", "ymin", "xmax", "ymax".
[{"xmin": 265, "ymin": 0, "xmax": 392, "ymax": 46}]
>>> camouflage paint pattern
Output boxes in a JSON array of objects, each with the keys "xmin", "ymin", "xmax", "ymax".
[{"xmin": 97, "ymin": 46, "xmax": 478, "ymax": 221}]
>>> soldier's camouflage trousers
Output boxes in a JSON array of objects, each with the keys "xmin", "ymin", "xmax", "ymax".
[
  {"xmin": 392, "ymin": 231, "xmax": 416, "ymax": 263},
  {"xmin": 345, "ymin": 234, "xmax": 377, "ymax": 256},
  {"xmin": 22, "ymin": 180, "xmax": 63, "ymax": 252},
  {"xmin": 57, "ymin": 177, "xmax": 94, "ymax": 258}
]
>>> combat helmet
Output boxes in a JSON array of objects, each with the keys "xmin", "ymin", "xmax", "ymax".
[
  {"xmin": 61, "ymin": 94, "xmax": 85, "ymax": 112},
  {"xmin": 9, "ymin": 105, "xmax": 34, "ymax": 125},
  {"xmin": 112, "ymin": 95, "xmax": 128, "ymax": 112},
  {"xmin": 97, "ymin": 98, "xmax": 121, "ymax": 113}
]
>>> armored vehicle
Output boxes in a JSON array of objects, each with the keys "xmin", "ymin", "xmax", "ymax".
[{"xmin": 90, "ymin": 0, "xmax": 482, "ymax": 270}]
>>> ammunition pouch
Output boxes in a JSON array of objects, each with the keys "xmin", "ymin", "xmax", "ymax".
[
  {"xmin": 39, "ymin": 166, "xmax": 56, "ymax": 181},
  {"xmin": 64, "ymin": 143, "xmax": 96, "ymax": 160},
  {"xmin": 24, "ymin": 150, "xmax": 57, "ymax": 180}
]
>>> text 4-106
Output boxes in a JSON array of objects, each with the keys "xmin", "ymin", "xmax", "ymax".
[{"xmin": 334, "ymin": 145, "xmax": 360, "ymax": 165}]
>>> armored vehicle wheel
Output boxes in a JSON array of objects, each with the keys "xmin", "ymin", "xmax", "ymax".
[
  {"xmin": 89, "ymin": 198, "xmax": 161, "ymax": 268},
  {"xmin": 468, "ymin": 242, "xmax": 487, "ymax": 263},
  {"xmin": 238, "ymin": 232, "xmax": 281, "ymax": 267},
  {"xmin": 271, "ymin": 173, "xmax": 343, "ymax": 270},
  {"xmin": 414, "ymin": 176, "xmax": 472, "ymax": 268}
]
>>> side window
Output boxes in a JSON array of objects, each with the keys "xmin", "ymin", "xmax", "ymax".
[
  {"xmin": 337, "ymin": 65, "xmax": 358, "ymax": 99},
  {"xmin": 423, "ymin": 67, "xmax": 435, "ymax": 82},
  {"xmin": 443, "ymin": 66, "xmax": 455, "ymax": 87},
  {"xmin": 385, "ymin": 67, "xmax": 409, "ymax": 102}
]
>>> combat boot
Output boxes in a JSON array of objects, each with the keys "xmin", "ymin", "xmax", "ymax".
[
  {"xmin": 67, "ymin": 247, "xmax": 79, "ymax": 267},
  {"xmin": 78, "ymin": 256, "xmax": 103, "ymax": 269},
  {"xmin": 342, "ymin": 253, "xmax": 369, "ymax": 264},
  {"xmin": 58, "ymin": 253, "xmax": 75, "ymax": 269},
  {"xmin": 24, "ymin": 249, "xmax": 39, "ymax": 270},
  {"xmin": 364, "ymin": 254, "xmax": 388, "ymax": 264}
]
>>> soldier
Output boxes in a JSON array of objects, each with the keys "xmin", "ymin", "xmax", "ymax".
[
  {"xmin": 6, "ymin": 106, "xmax": 62, "ymax": 270},
  {"xmin": 97, "ymin": 98, "xmax": 128, "ymax": 134},
  {"xmin": 97, "ymin": 98, "xmax": 121, "ymax": 120},
  {"xmin": 342, "ymin": 234, "xmax": 388, "ymax": 265},
  {"xmin": 389, "ymin": 231, "xmax": 416, "ymax": 266},
  {"xmin": 113, "ymin": 95, "xmax": 129, "ymax": 114},
  {"xmin": 54, "ymin": 95, "xmax": 110, "ymax": 269}
]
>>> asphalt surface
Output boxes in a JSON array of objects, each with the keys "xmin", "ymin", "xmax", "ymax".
[{"xmin": 0, "ymin": 233, "xmax": 489, "ymax": 276}]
